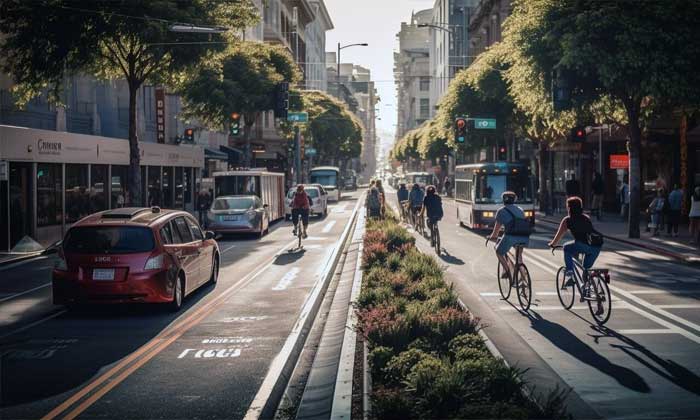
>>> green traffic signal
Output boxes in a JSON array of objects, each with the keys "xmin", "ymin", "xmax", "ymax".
[{"xmin": 230, "ymin": 112, "xmax": 241, "ymax": 136}]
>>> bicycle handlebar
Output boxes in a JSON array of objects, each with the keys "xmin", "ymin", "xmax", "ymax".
[{"xmin": 550, "ymin": 245, "xmax": 563, "ymax": 255}]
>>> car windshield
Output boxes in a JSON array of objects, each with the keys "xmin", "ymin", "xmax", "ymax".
[
  {"xmin": 310, "ymin": 171, "xmax": 338, "ymax": 186},
  {"xmin": 64, "ymin": 226, "xmax": 155, "ymax": 254},
  {"xmin": 411, "ymin": 175, "xmax": 430, "ymax": 185},
  {"xmin": 213, "ymin": 197, "xmax": 254, "ymax": 211},
  {"xmin": 287, "ymin": 188, "xmax": 319, "ymax": 198}
]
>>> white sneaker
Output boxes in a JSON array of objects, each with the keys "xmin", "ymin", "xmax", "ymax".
[{"xmin": 564, "ymin": 271, "xmax": 575, "ymax": 287}]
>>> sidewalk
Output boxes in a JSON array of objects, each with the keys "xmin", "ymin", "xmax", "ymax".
[{"xmin": 537, "ymin": 210, "xmax": 700, "ymax": 264}]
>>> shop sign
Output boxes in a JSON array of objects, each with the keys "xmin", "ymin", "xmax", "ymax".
[
  {"xmin": 610, "ymin": 154, "xmax": 629, "ymax": 169},
  {"xmin": 155, "ymin": 88, "xmax": 166, "ymax": 144}
]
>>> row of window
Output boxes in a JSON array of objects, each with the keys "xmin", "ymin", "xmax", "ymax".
[{"xmin": 160, "ymin": 215, "xmax": 203, "ymax": 245}]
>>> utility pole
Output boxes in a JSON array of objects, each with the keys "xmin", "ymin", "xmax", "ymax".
[{"xmin": 294, "ymin": 125, "xmax": 302, "ymax": 185}]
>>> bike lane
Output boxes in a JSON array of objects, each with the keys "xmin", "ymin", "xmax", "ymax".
[{"xmin": 387, "ymin": 191, "xmax": 700, "ymax": 419}]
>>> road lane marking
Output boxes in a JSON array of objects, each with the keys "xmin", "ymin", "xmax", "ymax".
[
  {"xmin": 0, "ymin": 309, "xmax": 67, "ymax": 341},
  {"xmin": 177, "ymin": 348, "xmax": 242, "ymax": 359},
  {"xmin": 617, "ymin": 329, "xmax": 676, "ymax": 335},
  {"xmin": 627, "ymin": 289, "xmax": 700, "ymax": 295},
  {"xmin": 322, "ymin": 220, "xmax": 336, "ymax": 233},
  {"xmin": 221, "ymin": 244, "xmax": 237, "ymax": 254},
  {"xmin": 657, "ymin": 304, "xmax": 700, "ymax": 309},
  {"xmin": 272, "ymin": 267, "xmax": 301, "ymax": 291},
  {"xmin": 0, "ymin": 283, "xmax": 51, "ymax": 303}
]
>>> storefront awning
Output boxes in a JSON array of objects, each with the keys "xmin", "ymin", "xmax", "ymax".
[
  {"xmin": 220, "ymin": 145, "xmax": 243, "ymax": 155},
  {"xmin": 204, "ymin": 147, "xmax": 228, "ymax": 161}
]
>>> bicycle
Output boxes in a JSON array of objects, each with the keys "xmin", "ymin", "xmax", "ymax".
[
  {"xmin": 399, "ymin": 200, "xmax": 409, "ymax": 222},
  {"xmin": 486, "ymin": 236, "xmax": 532, "ymax": 311},
  {"xmin": 550, "ymin": 246, "xmax": 612, "ymax": 325},
  {"xmin": 427, "ymin": 217, "xmax": 441, "ymax": 254},
  {"xmin": 410, "ymin": 206, "xmax": 424, "ymax": 235}
]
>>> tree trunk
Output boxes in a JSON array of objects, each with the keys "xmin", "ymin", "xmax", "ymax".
[
  {"xmin": 127, "ymin": 80, "xmax": 142, "ymax": 206},
  {"xmin": 538, "ymin": 143, "xmax": 548, "ymax": 213},
  {"xmin": 625, "ymin": 100, "xmax": 642, "ymax": 238}
]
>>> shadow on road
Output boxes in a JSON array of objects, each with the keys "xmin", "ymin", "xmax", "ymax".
[
  {"xmin": 526, "ymin": 310, "xmax": 651, "ymax": 393},
  {"xmin": 590, "ymin": 326, "xmax": 700, "ymax": 396},
  {"xmin": 439, "ymin": 250, "xmax": 464, "ymax": 265}
]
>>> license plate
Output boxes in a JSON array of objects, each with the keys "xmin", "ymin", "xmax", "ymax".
[
  {"xmin": 223, "ymin": 215, "xmax": 239, "ymax": 221},
  {"xmin": 93, "ymin": 268, "xmax": 115, "ymax": 281}
]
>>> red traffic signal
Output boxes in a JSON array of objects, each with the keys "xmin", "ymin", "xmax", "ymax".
[
  {"xmin": 569, "ymin": 126, "xmax": 587, "ymax": 142},
  {"xmin": 455, "ymin": 117, "xmax": 468, "ymax": 143},
  {"xmin": 184, "ymin": 128, "xmax": 194, "ymax": 142}
]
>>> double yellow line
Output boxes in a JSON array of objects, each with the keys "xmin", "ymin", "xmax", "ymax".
[{"xmin": 41, "ymin": 243, "xmax": 288, "ymax": 420}]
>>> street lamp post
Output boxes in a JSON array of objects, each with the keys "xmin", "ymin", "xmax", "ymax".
[{"xmin": 337, "ymin": 43, "xmax": 368, "ymax": 96}]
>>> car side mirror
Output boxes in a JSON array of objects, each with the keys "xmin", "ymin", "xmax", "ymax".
[{"xmin": 205, "ymin": 231, "xmax": 216, "ymax": 240}]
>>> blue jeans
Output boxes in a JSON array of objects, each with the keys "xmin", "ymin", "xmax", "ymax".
[{"xmin": 564, "ymin": 240, "xmax": 600, "ymax": 271}]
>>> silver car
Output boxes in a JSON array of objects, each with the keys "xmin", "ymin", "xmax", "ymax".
[
  {"xmin": 285, "ymin": 186, "xmax": 328, "ymax": 219},
  {"xmin": 207, "ymin": 195, "xmax": 269, "ymax": 237}
]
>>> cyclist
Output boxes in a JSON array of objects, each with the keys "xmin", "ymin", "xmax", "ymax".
[
  {"xmin": 488, "ymin": 191, "xmax": 531, "ymax": 280},
  {"xmin": 291, "ymin": 184, "xmax": 311, "ymax": 239},
  {"xmin": 548, "ymin": 196, "xmax": 602, "ymax": 291},
  {"xmin": 397, "ymin": 183, "xmax": 409, "ymax": 220},
  {"xmin": 408, "ymin": 183, "xmax": 425, "ymax": 223},
  {"xmin": 421, "ymin": 185, "xmax": 443, "ymax": 246}
]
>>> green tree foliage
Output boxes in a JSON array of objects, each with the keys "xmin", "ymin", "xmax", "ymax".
[
  {"xmin": 503, "ymin": 0, "xmax": 700, "ymax": 238},
  {"xmin": 0, "ymin": 0, "xmax": 258, "ymax": 205},
  {"xmin": 289, "ymin": 90, "xmax": 363, "ymax": 166},
  {"xmin": 179, "ymin": 41, "xmax": 301, "ymax": 167}
]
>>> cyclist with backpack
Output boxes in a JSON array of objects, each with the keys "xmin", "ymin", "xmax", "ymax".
[
  {"xmin": 488, "ymin": 191, "xmax": 532, "ymax": 279},
  {"xmin": 421, "ymin": 185, "xmax": 443, "ymax": 247},
  {"xmin": 548, "ymin": 196, "xmax": 603, "ymax": 288},
  {"xmin": 408, "ymin": 183, "xmax": 425, "ymax": 223},
  {"xmin": 291, "ymin": 184, "xmax": 312, "ymax": 239}
]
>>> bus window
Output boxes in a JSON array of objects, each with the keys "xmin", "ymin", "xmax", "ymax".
[
  {"xmin": 310, "ymin": 170, "xmax": 338, "ymax": 187},
  {"xmin": 475, "ymin": 174, "xmax": 533, "ymax": 203}
]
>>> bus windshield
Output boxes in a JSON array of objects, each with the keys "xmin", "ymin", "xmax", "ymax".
[
  {"xmin": 410, "ymin": 175, "xmax": 431, "ymax": 185},
  {"xmin": 310, "ymin": 170, "xmax": 338, "ymax": 187},
  {"xmin": 475, "ymin": 174, "xmax": 533, "ymax": 204}
]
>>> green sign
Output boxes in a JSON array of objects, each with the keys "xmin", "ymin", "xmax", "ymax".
[
  {"xmin": 287, "ymin": 112, "xmax": 309, "ymax": 123},
  {"xmin": 473, "ymin": 118, "xmax": 496, "ymax": 129},
  {"xmin": 305, "ymin": 147, "xmax": 317, "ymax": 156}
]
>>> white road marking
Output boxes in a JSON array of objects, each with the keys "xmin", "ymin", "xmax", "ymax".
[
  {"xmin": 617, "ymin": 329, "xmax": 677, "ymax": 335},
  {"xmin": 0, "ymin": 283, "xmax": 51, "ymax": 303},
  {"xmin": 657, "ymin": 304, "xmax": 700, "ymax": 309},
  {"xmin": 221, "ymin": 244, "xmax": 237, "ymax": 254},
  {"xmin": 177, "ymin": 348, "xmax": 242, "ymax": 359},
  {"xmin": 480, "ymin": 292, "xmax": 502, "ymax": 296},
  {"xmin": 219, "ymin": 316, "xmax": 269, "ymax": 323},
  {"xmin": 272, "ymin": 267, "xmax": 301, "ymax": 291},
  {"xmin": 322, "ymin": 220, "xmax": 336, "ymax": 233},
  {"xmin": 201, "ymin": 337, "xmax": 253, "ymax": 344},
  {"xmin": 627, "ymin": 289, "xmax": 700, "ymax": 295}
]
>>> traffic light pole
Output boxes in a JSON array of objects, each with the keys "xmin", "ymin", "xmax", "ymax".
[{"xmin": 294, "ymin": 125, "xmax": 302, "ymax": 185}]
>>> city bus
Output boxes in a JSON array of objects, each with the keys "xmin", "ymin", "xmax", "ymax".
[
  {"xmin": 405, "ymin": 172, "xmax": 437, "ymax": 189},
  {"xmin": 454, "ymin": 162, "xmax": 535, "ymax": 230},
  {"xmin": 212, "ymin": 170, "xmax": 286, "ymax": 221},
  {"xmin": 309, "ymin": 166, "xmax": 341, "ymax": 201}
]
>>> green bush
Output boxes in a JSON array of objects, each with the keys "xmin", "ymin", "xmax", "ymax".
[
  {"xmin": 368, "ymin": 346, "xmax": 394, "ymax": 379},
  {"xmin": 383, "ymin": 348, "xmax": 438, "ymax": 387},
  {"xmin": 370, "ymin": 386, "xmax": 413, "ymax": 420}
]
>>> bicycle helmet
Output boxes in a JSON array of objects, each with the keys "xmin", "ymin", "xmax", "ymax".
[{"xmin": 502, "ymin": 191, "xmax": 517, "ymax": 205}]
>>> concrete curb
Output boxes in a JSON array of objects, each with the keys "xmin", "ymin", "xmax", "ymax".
[
  {"xmin": 243, "ymin": 195, "xmax": 364, "ymax": 420},
  {"xmin": 536, "ymin": 217, "xmax": 698, "ymax": 264},
  {"xmin": 0, "ymin": 252, "xmax": 44, "ymax": 269}
]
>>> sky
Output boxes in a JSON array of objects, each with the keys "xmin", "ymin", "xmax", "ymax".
[{"xmin": 324, "ymin": 0, "xmax": 435, "ymax": 156}]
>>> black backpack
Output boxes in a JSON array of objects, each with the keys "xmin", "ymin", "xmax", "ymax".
[{"xmin": 503, "ymin": 207, "xmax": 533, "ymax": 236}]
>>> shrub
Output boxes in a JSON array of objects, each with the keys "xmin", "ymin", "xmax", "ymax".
[
  {"xmin": 384, "ymin": 224, "xmax": 415, "ymax": 252},
  {"xmin": 418, "ymin": 307, "xmax": 480, "ymax": 350},
  {"xmin": 401, "ymin": 250, "xmax": 443, "ymax": 282},
  {"xmin": 368, "ymin": 346, "xmax": 394, "ymax": 379},
  {"xmin": 363, "ymin": 241, "xmax": 388, "ymax": 269},
  {"xmin": 370, "ymin": 386, "xmax": 413, "ymax": 420},
  {"xmin": 357, "ymin": 304, "xmax": 413, "ymax": 350},
  {"xmin": 383, "ymin": 348, "xmax": 438, "ymax": 387},
  {"xmin": 357, "ymin": 284, "xmax": 394, "ymax": 308},
  {"xmin": 449, "ymin": 333, "xmax": 487, "ymax": 355}
]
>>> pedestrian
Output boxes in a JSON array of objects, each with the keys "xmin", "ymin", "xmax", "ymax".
[
  {"xmin": 689, "ymin": 186, "xmax": 700, "ymax": 244},
  {"xmin": 198, "ymin": 191, "xmax": 208, "ymax": 226},
  {"xmin": 591, "ymin": 172, "xmax": 604, "ymax": 220},
  {"xmin": 374, "ymin": 179, "xmax": 386, "ymax": 217},
  {"xmin": 443, "ymin": 177, "xmax": 452, "ymax": 197},
  {"xmin": 620, "ymin": 176, "xmax": 630, "ymax": 221},
  {"xmin": 565, "ymin": 173, "xmax": 580, "ymax": 198},
  {"xmin": 647, "ymin": 189, "xmax": 666, "ymax": 236},
  {"xmin": 666, "ymin": 184, "xmax": 683, "ymax": 237},
  {"xmin": 366, "ymin": 187, "xmax": 382, "ymax": 219}
]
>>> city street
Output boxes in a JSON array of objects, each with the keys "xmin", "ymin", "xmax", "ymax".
[
  {"xmin": 387, "ymin": 189, "xmax": 700, "ymax": 419},
  {"xmin": 0, "ymin": 194, "xmax": 360, "ymax": 420}
]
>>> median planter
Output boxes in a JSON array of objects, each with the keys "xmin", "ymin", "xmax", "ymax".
[{"xmin": 357, "ymin": 214, "xmax": 567, "ymax": 419}]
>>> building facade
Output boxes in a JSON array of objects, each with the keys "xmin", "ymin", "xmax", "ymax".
[
  {"xmin": 467, "ymin": 0, "xmax": 512, "ymax": 63},
  {"xmin": 395, "ymin": 9, "xmax": 432, "ymax": 141}
]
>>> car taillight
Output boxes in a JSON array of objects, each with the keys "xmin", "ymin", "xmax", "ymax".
[{"xmin": 144, "ymin": 254, "xmax": 165, "ymax": 270}]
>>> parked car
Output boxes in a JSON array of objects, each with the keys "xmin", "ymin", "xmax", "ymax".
[
  {"xmin": 53, "ymin": 207, "xmax": 219, "ymax": 311},
  {"xmin": 285, "ymin": 185, "xmax": 328, "ymax": 219},
  {"xmin": 207, "ymin": 195, "xmax": 269, "ymax": 237},
  {"xmin": 344, "ymin": 176, "xmax": 357, "ymax": 191}
]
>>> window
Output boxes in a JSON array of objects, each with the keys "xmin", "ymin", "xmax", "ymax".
[
  {"xmin": 90, "ymin": 164, "xmax": 107, "ymax": 213},
  {"xmin": 169, "ymin": 220, "xmax": 183, "ymax": 244},
  {"xmin": 148, "ymin": 166, "xmax": 161, "ymax": 206},
  {"xmin": 37, "ymin": 163, "xmax": 62, "ymax": 228},
  {"xmin": 419, "ymin": 77, "xmax": 430, "ymax": 91},
  {"xmin": 160, "ymin": 223, "xmax": 174, "ymax": 244},
  {"xmin": 173, "ymin": 217, "xmax": 193, "ymax": 243},
  {"xmin": 64, "ymin": 226, "xmax": 155, "ymax": 254},
  {"xmin": 65, "ymin": 164, "xmax": 89, "ymax": 224},
  {"xmin": 419, "ymin": 98, "xmax": 430, "ymax": 118},
  {"xmin": 111, "ymin": 165, "xmax": 129, "ymax": 208},
  {"xmin": 162, "ymin": 167, "xmax": 173, "ymax": 208},
  {"xmin": 186, "ymin": 217, "xmax": 203, "ymax": 241},
  {"xmin": 175, "ymin": 167, "xmax": 184, "ymax": 209}
]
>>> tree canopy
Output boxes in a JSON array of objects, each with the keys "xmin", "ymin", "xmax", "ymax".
[{"xmin": 0, "ymin": 0, "xmax": 259, "ymax": 204}]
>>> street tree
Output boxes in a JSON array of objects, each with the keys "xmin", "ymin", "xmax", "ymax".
[
  {"xmin": 0, "ymin": 0, "xmax": 258, "ymax": 205},
  {"xmin": 504, "ymin": 0, "xmax": 700, "ymax": 237},
  {"xmin": 288, "ymin": 90, "xmax": 363, "ymax": 168},
  {"xmin": 179, "ymin": 42, "xmax": 301, "ymax": 166}
]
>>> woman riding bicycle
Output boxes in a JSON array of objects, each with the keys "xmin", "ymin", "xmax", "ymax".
[
  {"xmin": 291, "ymin": 184, "xmax": 311, "ymax": 239},
  {"xmin": 548, "ymin": 196, "xmax": 603, "ymax": 286},
  {"xmin": 408, "ymin": 183, "xmax": 425, "ymax": 222},
  {"xmin": 488, "ymin": 191, "xmax": 531, "ymax": 279}
]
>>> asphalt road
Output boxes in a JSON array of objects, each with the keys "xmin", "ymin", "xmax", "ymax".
[
  {"xmin": 0, "ymin": 192, "xmax": 360, "ymax": 420},
  {"xmin": 388, "ymin": 189, "xmax": 700, "ymax": 420}
]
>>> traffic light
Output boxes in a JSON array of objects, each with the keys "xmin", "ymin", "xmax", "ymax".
[
  {"xmin": 455, "ymin": 117, "xmax": 468, "ymax": 143},
  {"xmin": 274, "ymin": 82, "xmax": 289, "ymax": 119},
  {"xmin": 230, "ymin": 112, "xmax": 241, "ymax": 136},
  {"xmin": 569, "ymin": 126, "xmax": 587, "ymax": 142},
  {"xmin": 184, "ymin": 128, "xmax": 194, "ymax": 143},
  {"xmin": 498, "ymin": 145, "xmax": 507, "ymax": 161}
]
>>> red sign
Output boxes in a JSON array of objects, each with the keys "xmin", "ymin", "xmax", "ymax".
[
  {"xmin": 155, "ymin": 88, "xmax": 166, "ymax": 144},
  {"xmin": 610, "ymin": 154, "xmax": 629, "ymax": 169}
]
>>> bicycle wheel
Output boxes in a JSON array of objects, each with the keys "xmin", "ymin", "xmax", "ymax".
[
  {"xmin": 434, "ymin": 226, "xmax": 441, "ymax": 254},
  {"xmin": 515, "ymin": 263, "xmax": 532, "ymax": 311},
  {"xmin": 297, "ymin": 229, "xmax": 302, "ymax": 249},
  {"xmin": 497, "ymin": 260, "xmax": 512, "ymax": 300},
  {"xmin": 587, "ymin": 274, "xmax": 612, "ymax": 325},
  {"xmin": 556, "ymin": 266, "xmax": 575, "ymax": 309}
]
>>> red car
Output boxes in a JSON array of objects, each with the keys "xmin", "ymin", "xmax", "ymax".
[{"xmin": 53, "ymin": 207, "xmax": 219, "ymax": 311}]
